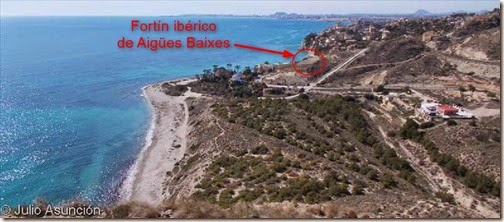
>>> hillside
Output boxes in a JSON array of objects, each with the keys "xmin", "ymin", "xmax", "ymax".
[
  {"xmin": 84, "ymin": 9, "xmax": 501, "ymax": 219},
  {"xmin": 353, "ymin": 38, "xmax": 425, "ymax": 65},
  {"xmin": 149, "ymin": 93, "xmax": 480, "ymax": 218}
]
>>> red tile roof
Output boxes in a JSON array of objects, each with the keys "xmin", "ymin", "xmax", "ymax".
[{"xmin": 438, "ymin": 104, "xmax": 458, "ymax": 112}]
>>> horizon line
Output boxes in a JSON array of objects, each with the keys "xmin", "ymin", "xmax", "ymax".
[{"xmin": 0, "ymin": 9, "xmax": 495, "ymax": 17}]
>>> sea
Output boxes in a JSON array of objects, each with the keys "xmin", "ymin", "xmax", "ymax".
[{"xmin": 0, "ymin": 16, "xmax": 332, "ymax": 206}]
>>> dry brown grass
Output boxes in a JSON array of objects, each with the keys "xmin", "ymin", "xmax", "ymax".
[
  {"xmin": 110, "ymin": 201, "xmax": 159, "ymax": 218},
  {"xmin": 161, "ymin": 199, "xmax": 226, "ymax": 218},
  {"xmin": 109, "ymin": 199, "xmax": 361, "ymax": 218},
  {"xmin": 324, "ymin": 204, "xmax": 341, "ymax": 218}
]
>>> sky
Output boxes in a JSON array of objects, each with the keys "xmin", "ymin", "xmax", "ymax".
[{"xmin": 0, "ymin": 0, "xmax": 500, "ymax": 16}]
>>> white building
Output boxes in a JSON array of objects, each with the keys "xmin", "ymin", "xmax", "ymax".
[{"xmin": 420, "ymin": 102, "xmax": 439, "ymax": 116}]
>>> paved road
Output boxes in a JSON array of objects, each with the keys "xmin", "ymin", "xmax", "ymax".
[
  {"xmin": 313, "ymin": 48, "xmax": 369, "ymax": 87},
  {"xmin": 265, "ymin": 48, "xmax": 368, "ymax": 92},
  {"xmin": 435, "ymin": 51, "xmax": 500, "ymax": 66}
]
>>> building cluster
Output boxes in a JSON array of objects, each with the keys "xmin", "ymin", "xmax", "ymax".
[
  {"xmin": 302, "ymin": 7, "xmax": 501, "ymax": 54},
  {"xmin": 417, "ymin": 102, "xmax": 475, "ymax": 121},
  {"xmin": 308, "ymin": 21, "xmax": 391, "ymax": 52}
]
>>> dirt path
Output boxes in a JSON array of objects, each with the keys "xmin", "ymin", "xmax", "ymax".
[
  {"xmin": 211, "ymin": 115, "xmax": 225, "ymax": 150},
  {"xmin": 360, "ymin": 70, "xmax": 388, "ymax": 86},
  {"xmin": 366, "ymin": 112, "xmax": 499, "ymax": 218},
  {"xmin": 467, "ymin": 103, "xmax": 501, "ymax": 118}
]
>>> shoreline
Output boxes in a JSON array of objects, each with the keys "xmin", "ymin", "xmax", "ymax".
[
  {"xmin": 120, "ymin": 78, "xmax": 197, "ymax": 205},
  {"xmin": 118, "ymin": 85, "xmax": 157, "ymax": 202}
]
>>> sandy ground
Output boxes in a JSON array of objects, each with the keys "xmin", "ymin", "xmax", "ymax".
[
  {"xmin": 468, "ymin": 103, "xmax": 501, "ymax": 118},
  {"xmin": 360, "ymin": 70, "xmax": 388, "ymax": 86},
  {"xmin": 123, "ymin": 80, "xmax": 200, "ymax": 206}
]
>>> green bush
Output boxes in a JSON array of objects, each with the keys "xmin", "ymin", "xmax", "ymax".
[
  {"xmin": 268, "ymin": 177, "xmax": 331, "ymax": 203},
  {"xmin": 373, "ymin": 144, "xmax": 414, "ymax": 178},
  {"xmin": 294, "ymin": 95, "xmax": 378, "ymax": 147},
  {"xmin": 247, "ymin": 164, "xmax": 276, "ymax": 183},
  {"xmin": 352, "ymin": 184, "xmax": 365, "ymax": 195},
  {"xmin": 375, "ymin": 85, "xmax": 385, "ymax": 92},
  {"xmin": 399, "ymin": 120, "xmax": 500, "ymax": 197},
  {"xmin": 327, "ymin": 183, "xmax": 350, "ymax": 197},
  {"xmin": 399, "ymin": 119, "xmax": 422, "ymax": 140},
  {"xmin": 323, "ymin": 172, "xmax": 340, "ymax": 187},
  {"xmin": 469, "ymin": 120, "xmax": 477, "ymax": 127},
  {"xmin": 364, "ymin": 94, "xmax": 375, "ymax": 100},
  {"xmin": 366, "ymin": 170, "xmax": 379, "ymax": 181},
  {"xmin": 235, "ymin": 189, "xmax": 262, "ymax": 203},
  {"xmin": 273, "ymin": 129, "xmax": 287, "ymax": 139},
  {"xmin": 386, "ymin": 131, "xmax": 397, "ymax": 137},
  {"xmin": 435, "ymin": 192, "xmax": 455, "ymax": 204},
  {"xmin": 218, "ymin": 189, "xmax": 236, "ymax": 207},
  {"xmin": 419, "ymin": 122, "xmax": 435, "ymax": 129},
  {"xmin": 380, "ymin": 173, "xmax": 397, "ymax": 188},
  {"xmin": 251, "ymin": 145, "xmax": 269, "ymax": 155},
  {"xmin": 112, "ymin": 204, "xmax": 131, "ymax": 218},
  {"xmin": 446, "ymin": 120, "xmax": 457, "ymax": 126}
]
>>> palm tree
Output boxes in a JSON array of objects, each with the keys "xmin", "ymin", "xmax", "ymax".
[
  {"xmin": 235, "ymin": 65, "xmax": 241, "ymax": 72},
  {"xmin": 202, "ymin": 69, "xmax": 210, "ymax": 75},
  {"xmin": 201, "ymin": 69, "xmax": 212, "ymax": 81},
  {"xmin": 243, "ymin": 66, "xmax": 252, "ymax": 76}
]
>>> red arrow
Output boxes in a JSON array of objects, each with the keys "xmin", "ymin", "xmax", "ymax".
[{"xmin": 234, "ymin": 43, "xmax": 294, "ymax": 58}]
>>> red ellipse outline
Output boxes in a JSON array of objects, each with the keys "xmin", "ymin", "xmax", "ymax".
[{"xmin": 291, "ymin": 48, "xmax": 326, "ymax": 77}]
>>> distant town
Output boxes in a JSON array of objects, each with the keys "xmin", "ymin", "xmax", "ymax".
[{"xmin": 172, "ymin": 9, "xmax": 491, "ymax": 23}]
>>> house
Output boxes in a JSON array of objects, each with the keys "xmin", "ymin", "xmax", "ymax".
[
  {"xmin": 456, "ymin": 110, "xmax": 475, "ymax": 119},
  {"xmin": 344, "ymin": 33, "xmax": 355, "ymax": 40},
  {"xmin": 380, "ymin": 29, "xmax": 390, "ymax": 40},
  {"xmin": 230, "ymin": 74, "xmax": 244, "ymax": 84},
  {"xmin": 368, "ymin": 24, "xmax": 376, "ymax": 33},
  {"xmin": 437, "ymin": 104, "xmax": 458, "ymax": 116},
  {"xmin": 334, "ymin": 24, "xmax": 344, "ymax": 30},
  {"xmin": 453, "ymin": 103, "xmax": 464, "ymax": 110},
  {"xmin": 420, "ymin": 102, "xmax": 438, "ymax": 116},
  {"xmin": 255, "ymin": 63, "xmax": 274, "ymax": 73},
  {"xmin": 416, "ymin": 102, "xmax": 438, "ymax": 121}
]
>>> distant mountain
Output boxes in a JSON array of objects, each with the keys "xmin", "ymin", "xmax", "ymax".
[
  {"xmin": 413, "ymin": 9, "xmax": 432, "ymax": 16},
  {"xmin": 478, "ymin": 10, "xmax": 491, "ymax": 14},
  {"xmin": 173, "ymin": 8, "xmax": 493, "ymax": 20}
]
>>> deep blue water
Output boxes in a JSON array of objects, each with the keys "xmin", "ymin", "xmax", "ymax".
[{"xmin": 0, "ymin": 16, "xmax": 331, "ymax": 206}]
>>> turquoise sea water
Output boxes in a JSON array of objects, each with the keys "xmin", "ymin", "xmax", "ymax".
[{"xmin": 0, "ymin": 17, "xmax": 331, "ymax": 206}]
